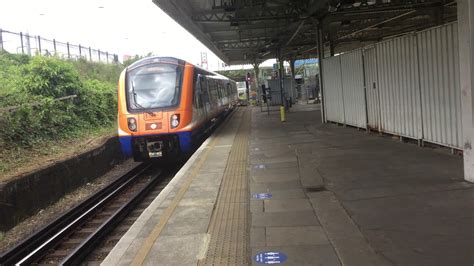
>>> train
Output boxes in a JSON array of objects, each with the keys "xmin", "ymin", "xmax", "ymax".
[{"xmin": 117, "ymin": 57, "xmax": 238, "ymax": 161}]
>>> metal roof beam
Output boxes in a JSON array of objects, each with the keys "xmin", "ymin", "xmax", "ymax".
[
  {"xmin": 323, "ymin": 0, "xmax": 448, "ymax": 24},
  {"xmin": 213, "ymin": 36, "xmax": 271, "ymax": 43},
  {"xmin": 204, "ymin": 23, "xmax": 286, "ymax": 33},
  {"xmin": 192, "ymin": 6, "xmax": 302, "ymax": 23},
  {"xmin": 218, "ymin": 40, "xmax": 268, "ymax": 49},
  {"xmin": 335, "ymin": 9, "xmax": 418, "ymax": 41}
]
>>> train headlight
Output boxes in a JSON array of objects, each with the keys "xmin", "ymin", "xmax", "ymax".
[
  {"xmin": 171, "ymin": 114, "xmax": 180, "ymax": 128},
  {"xmin": 128, "ymin": 117, "xmax": 137, "ymax": 132}
]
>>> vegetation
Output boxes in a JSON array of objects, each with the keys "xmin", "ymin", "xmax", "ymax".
[
  {"xmin": 0, "ymin": 51, "xmax": 123, "ymax": 175},
  {"xmin": 122, "ymin": 52, "xmax": 154, "ymax": 67}
]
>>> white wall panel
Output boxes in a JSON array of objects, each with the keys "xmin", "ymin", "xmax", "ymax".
[
  {"xmin": 266, "ymin": 79, "xmax": 296, "ymax": 106},
  {"xmin": 417, "ymin": 23, "xmax": 463, "ymax": 148},
  {"xmin": 340, "ymin": 50, "xmax": 367, "ymax": 128},
  {"xmin": 322, "ymin": 56, "xmax": 345, "ymax": 123},
  {"xmin": 320, "ymin": 23, "xmax": 462, "ymax": 151},
  {"xmin": 376, "ymin": 34, "xmax": 423, "ymax": 139},
  {"xmin": 363, "ymin": 47, "xmax": 381, "ymax": 130}
]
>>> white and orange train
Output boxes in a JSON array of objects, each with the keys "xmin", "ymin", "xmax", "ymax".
[{"xmin": 117, "ymin": 57, "xmax": 238, "ymax": 161}]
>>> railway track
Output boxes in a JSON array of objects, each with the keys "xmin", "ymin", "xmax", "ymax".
[
  {"xmin": 0, "ymin": 163, "xmax": 174, "ymax": 265},
  {"xmin": 84, "ymin": 172, "xmax": 175, "ymax": 264}
]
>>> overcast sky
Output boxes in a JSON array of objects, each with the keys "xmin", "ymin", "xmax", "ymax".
[{"xmin": 0, "ymin": 0, "xmax": 273, "ymax": 70}]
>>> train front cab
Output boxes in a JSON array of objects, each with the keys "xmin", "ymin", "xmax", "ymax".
[{"xmin": 118, "ymin": 58, "xmax": 194, "ymax": 161}]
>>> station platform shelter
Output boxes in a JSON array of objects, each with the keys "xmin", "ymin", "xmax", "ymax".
[
  {"xmin": 151, "ymin": 0, "xmax": 474, "ymax": 184},
  {"xmin": 103, "ymin": 105, "xmax": 473, "ymax": 266},
  {"xmin": 103, "ymin": 0, "xmax": 474, "ymax": 264}
]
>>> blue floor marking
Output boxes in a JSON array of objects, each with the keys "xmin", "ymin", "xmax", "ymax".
[
  {"xmin": 252, "ymin": 193, "xmax": 272, "ymax": 199},
  {"xmin": 254, "ymin": 251, "xmax": 288, "ymax": 264}
]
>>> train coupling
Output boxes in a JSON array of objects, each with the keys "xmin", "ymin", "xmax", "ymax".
[{"xmin": 147, "ymin": 140, "xmax": 163, "ymax": 158}]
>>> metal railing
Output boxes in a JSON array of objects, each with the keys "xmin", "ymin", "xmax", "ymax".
[{"xmin": 0, "ymin": 28, "xmax": 117, "ymax": 63}]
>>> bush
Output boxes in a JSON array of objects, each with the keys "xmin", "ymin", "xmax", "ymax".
[
  {"xmin": 0, "ymin": 53, "xmax": 122, "ymax": 149},
  {"xmin": 1, "ymin": 98, "xmax": 76, "ymax": 147},
  {"xmin": 0, "ymin": 51, "xmax": 30, "ymax": 66},
  {"xmin": 77, "ymin": 79, "xmax": 117, "ymax": 126},
  {"xmin": 72, "ymin": 58, "xmax": 122, "ymax": 84},
  {"xmin": 0, "ymin": 51, "xmax": 29, "ymax": 97},
  {"xmin": 21, "ymin": 56, "xmax": 83, "ymax": 98}
]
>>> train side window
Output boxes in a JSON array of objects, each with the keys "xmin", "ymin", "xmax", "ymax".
[
  {"xmin": 217, "ymin": 81, "xmax": 222, "ymax": 99},
  {"xmin": 211, "ymin": 79, "xmax": 217, "ymax": 102},
  {"xmin": 208, "ymin": 79, "xmax": 213, "ymax": 102},
  {"xmin": 200, "ymin": 76, "xmax": 210, "ymax": 105},
  {"xmin": 221, "ymin": 82, "xmax": 225, "ymax": 98}
]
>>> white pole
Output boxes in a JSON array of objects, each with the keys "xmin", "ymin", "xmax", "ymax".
[{"xmin": 458, "ymin": 0, "xmax": 474, "ymax": 182}]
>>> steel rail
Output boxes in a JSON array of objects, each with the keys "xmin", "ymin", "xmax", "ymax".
[
  {"xmin": 0, "ymin": 163, "xmax": 150, "ymax": 266},
  {"xmin": 61, "ymin": 168, "xmax": 164, "ymax": 265}
]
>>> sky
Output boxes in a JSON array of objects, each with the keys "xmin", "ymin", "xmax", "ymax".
[{"xmin": 0, "ymin": 0, "xmax": 273, "ymax": 70}]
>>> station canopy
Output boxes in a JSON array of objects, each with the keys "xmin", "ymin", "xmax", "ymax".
[{"xmin": 153, "ymin": 0, "xmax": 456, "ymax": 65}]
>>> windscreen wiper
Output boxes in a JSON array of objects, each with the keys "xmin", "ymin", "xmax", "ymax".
[{"xmin": 130, "ymin": 81, "xmax": 155, "ymax": 116}]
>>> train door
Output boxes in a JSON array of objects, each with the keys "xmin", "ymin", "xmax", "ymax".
[
  {"xmin": 218, "ymin": 80, "xmax": 224, "ymax": 110},
  {"xmin": 208, "ymin": 78, "xmax": 218, "ymax": 116},
  {"xmin": 200, "ymin": 75, "xmax": 211, "ymax": 119},
  {"xmin": 225, "ymin": 82, "xmax": 231, "ymax": 107},
  {"xmin": 193, "ymin": 74, "xmax": 206, "ymax": 121}
]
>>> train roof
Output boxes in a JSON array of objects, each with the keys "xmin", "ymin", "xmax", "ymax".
[{"xmin": 128, "ymin": 56, "xmax": 233, "ymax": 81}]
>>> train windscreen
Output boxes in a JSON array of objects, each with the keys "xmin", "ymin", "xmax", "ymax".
[{"xmin": 126, "ymin": 63, "xmax": 183, "ymax": 110}]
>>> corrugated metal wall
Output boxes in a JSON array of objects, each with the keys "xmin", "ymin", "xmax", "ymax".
[
  {"xmin": 340, "ymin": 50, "xmax": 367, "ymax": 128},
  {"xmin": 376, "ymin": 34, "xmax": 423, "ymax": 139},
  {"xmin": 363, "ymin": 47, "xmax": 381, "ymax": 130},
  {"xmin": 322, "ymin": 56, "xmax": 345, "ymax": 123},
  {"xmin": 285, "ymin": 79, "xmax": 296, "ymax": 102},
  {"xmin": 417, "ymin": 23, "xmax": 462, "ymax": 148},
  {"xmin": 321, "ymin": 23, "xmax": 462, "ymax": 149}
]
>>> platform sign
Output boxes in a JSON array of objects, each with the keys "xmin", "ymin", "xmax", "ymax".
[
  {"xmin": 254, "ymin": 251, "xmax": 287, "ymax": 264},
  {"xmin": 254, "ymin": 164, "xmax": 266, "ymax": 169},
  {"xmin": 252, "ymin": 193, "xmax": 272, "ymax": 199}
]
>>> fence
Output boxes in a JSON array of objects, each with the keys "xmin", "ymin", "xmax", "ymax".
[
  {"xmin": 0, "ymin": 28, "xmax": 117, "ymax": 63},
  {"xmin": 322, "ymin": 22, "xmax": 463, "ymax": 149}
]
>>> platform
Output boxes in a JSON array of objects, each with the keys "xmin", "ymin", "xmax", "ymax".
[{"xmin": 103, "ymin": 105, "xmax": 474, "ymax": 266}]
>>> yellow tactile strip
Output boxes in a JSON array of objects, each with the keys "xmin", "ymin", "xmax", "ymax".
[
  {"xmin": 199, "ymin": 108, "xmax": 251, "ymax": 266},
  {"xmin": 130, "ymin": 109, "xmax": 241, "ymax": 266}
]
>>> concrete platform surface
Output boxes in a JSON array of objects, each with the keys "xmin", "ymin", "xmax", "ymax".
[{"xmin": 103, "ymin": 104, "xmax": 473, "ymax": 266}]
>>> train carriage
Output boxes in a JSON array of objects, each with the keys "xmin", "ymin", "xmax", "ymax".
[{"xmin": 117, "ymin": 57, "xmax": 238, "ymax": 161}]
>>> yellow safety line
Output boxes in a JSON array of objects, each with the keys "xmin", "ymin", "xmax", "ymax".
[
  {"xmin": 198, "ymin": 108, "xmax": 250, "ymax": 265},
  {"xmin": 131, "ymin": 113, "xmax": 234, "ymax": 265}
]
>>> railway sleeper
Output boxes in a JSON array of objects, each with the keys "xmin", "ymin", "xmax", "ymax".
[{"xmin": 44, "ymin": 249, "xmax": 69, "ymax": 259}]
